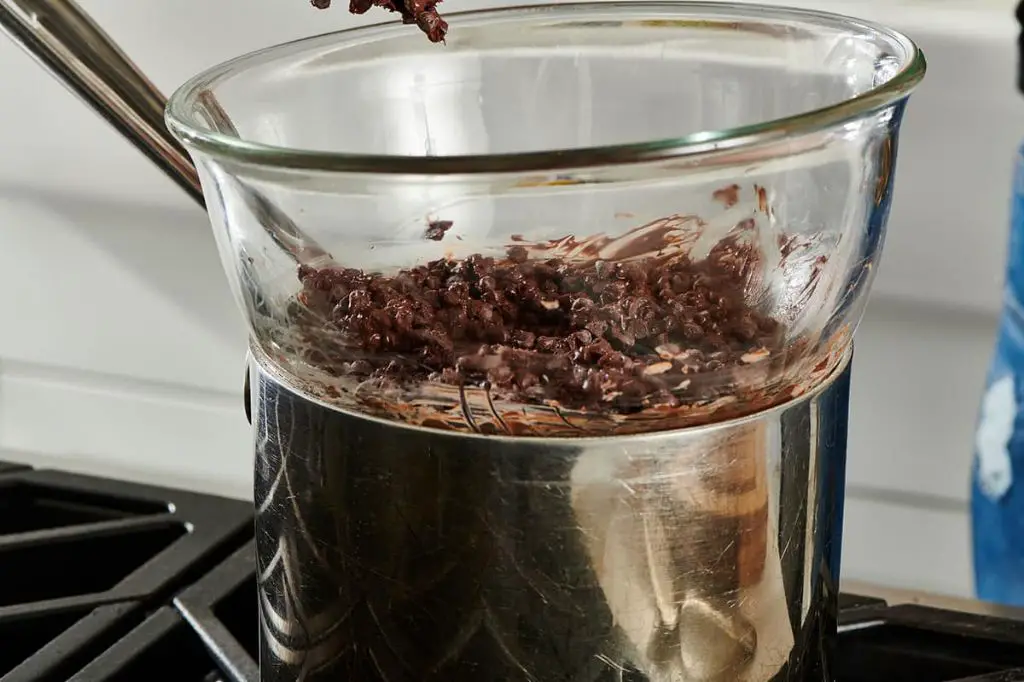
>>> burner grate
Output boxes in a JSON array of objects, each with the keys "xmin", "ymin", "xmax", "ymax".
[
  {"xmin": 10, "ymin": 459, "xmax": 1024, "ymax": 682},
  {"xmin": 72, "ymin": 541, "xmax": 258, "ymax": 682},
  {"xmin": 0, "ymin": 462, "xmax": 29, "ymax": 475},
  {"xmin": 69, "ymin": 607, "xmax": 228, "ymax": 682},
  {"xmin": 838, "ymin": 602, "xmax": 1024, "ymax": 682},
  {"xmin": 76, "ymin": 573, "xmax": 1024, "ymax": 682},
  {"xmin": 0, "ymin": 462, "xmax": 252, "ymax": 682}
]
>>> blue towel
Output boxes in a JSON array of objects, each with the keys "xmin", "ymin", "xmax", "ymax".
[{"xmin": 972, "ymin": 143, "xmax": 1024, "ymax": 606}]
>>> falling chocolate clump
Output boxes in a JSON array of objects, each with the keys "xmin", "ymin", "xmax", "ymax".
[
  {"xmin": 290, "ymin": 235, "xmax": 788, "ymax": 418},
  {"xmin": 311, "ymin": 0, "xmax": 448, "ymax": 43}
]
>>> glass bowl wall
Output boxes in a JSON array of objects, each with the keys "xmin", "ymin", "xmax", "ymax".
[{"xmin": 167, "ymin": 2, "xmax": 924, "ymax": 436}]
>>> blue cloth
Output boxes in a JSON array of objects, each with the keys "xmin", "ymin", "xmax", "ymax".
[{"xmin": 972, "ymin": 142, "xmax": 1024, "ymax": 606}]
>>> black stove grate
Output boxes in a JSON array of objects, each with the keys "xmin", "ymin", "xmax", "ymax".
[
  {"xmin": 836, "ymin": 601, "xmax": 1024, "ymax": 682},
  {"xmin": 0, "ymin": 461, "xmax": 29, "ymax": 475},
  {"xmin": 6, "ymin": 459, "xmax": 1024, "ymax": 682},
  {"xmin": 0, "ymin": 462, "xmax": 252, "ymax": 682},
  {"xmin": 71, "ymin": 540, "xmax": 258, "ymax": 682},
  {"xmin": 74, "ymin": 554, "xmax": 1024, "ymax": 682}
]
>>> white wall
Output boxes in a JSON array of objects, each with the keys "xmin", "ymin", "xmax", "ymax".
[{"xmin": 0, "ymin": 0, "xmax": 1014, "ymax": 599}]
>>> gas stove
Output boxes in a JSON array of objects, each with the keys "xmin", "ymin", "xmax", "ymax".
[{"xmin": 2, "ymin": 460, "xmax": 1024, "ymax": 682}]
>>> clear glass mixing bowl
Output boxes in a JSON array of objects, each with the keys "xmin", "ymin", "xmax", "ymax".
[{"xmin": 166, "ymin": 2, "xmax": 924, "ymax": 437}]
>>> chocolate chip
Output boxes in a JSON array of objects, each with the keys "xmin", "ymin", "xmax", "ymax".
[
  {"xmin": 289, "ymin": 236, "xmax": 785, "ymax": 414},
  {"xmin": 507, "ymin": 246, "xmax": 529, "ymax": 263}
]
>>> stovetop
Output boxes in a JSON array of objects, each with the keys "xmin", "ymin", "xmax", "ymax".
[{"xmin": 2, "ymin": 460, "xmax": 1024, "ymax": 682}]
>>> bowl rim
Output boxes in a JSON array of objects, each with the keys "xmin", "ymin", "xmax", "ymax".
[{"xmin": 164, "ymin": 1, "xmax": 926, "ymax": 176}]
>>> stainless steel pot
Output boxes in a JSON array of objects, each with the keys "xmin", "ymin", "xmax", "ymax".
[
  {"xmin": 251, "ymin": 348, "xmax": 851, "ymax": 682},
  {"xmin": 0, "ymin": 4, "xmax": 918, "ymax": 680}
]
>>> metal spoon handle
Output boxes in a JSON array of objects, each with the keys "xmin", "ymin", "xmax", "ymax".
[{"xmin": 0, "ymin": 0, "xmax": 204, "ymax": 206}]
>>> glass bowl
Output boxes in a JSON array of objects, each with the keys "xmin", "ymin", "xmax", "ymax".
[{"xmin": 166, "ymin": 1, "xmax": 925, "ymax": 437}]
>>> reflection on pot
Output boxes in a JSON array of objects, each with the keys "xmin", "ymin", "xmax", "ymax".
[{"xmin": 252, "ymin": 349, "xmax": 849, "ymax": 682}]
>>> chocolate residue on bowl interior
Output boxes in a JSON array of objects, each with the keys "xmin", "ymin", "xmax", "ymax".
[
  {"xmin": 713, "ymin": 184, "xmax": 740, "ymax": 208},
  {"xmin": 312, "ymin": 0, "xmax": 448, "ymax": 43}
]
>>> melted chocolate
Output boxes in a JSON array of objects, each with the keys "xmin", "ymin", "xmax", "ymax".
[{"xmin": 291, "ymin": 237, "xmax": 784, "ymax": 415}]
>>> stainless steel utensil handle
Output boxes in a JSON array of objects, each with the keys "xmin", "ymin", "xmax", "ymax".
[{"xmin": 0, "ymin": 0, "xmax": 204, "ymax": 206}]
